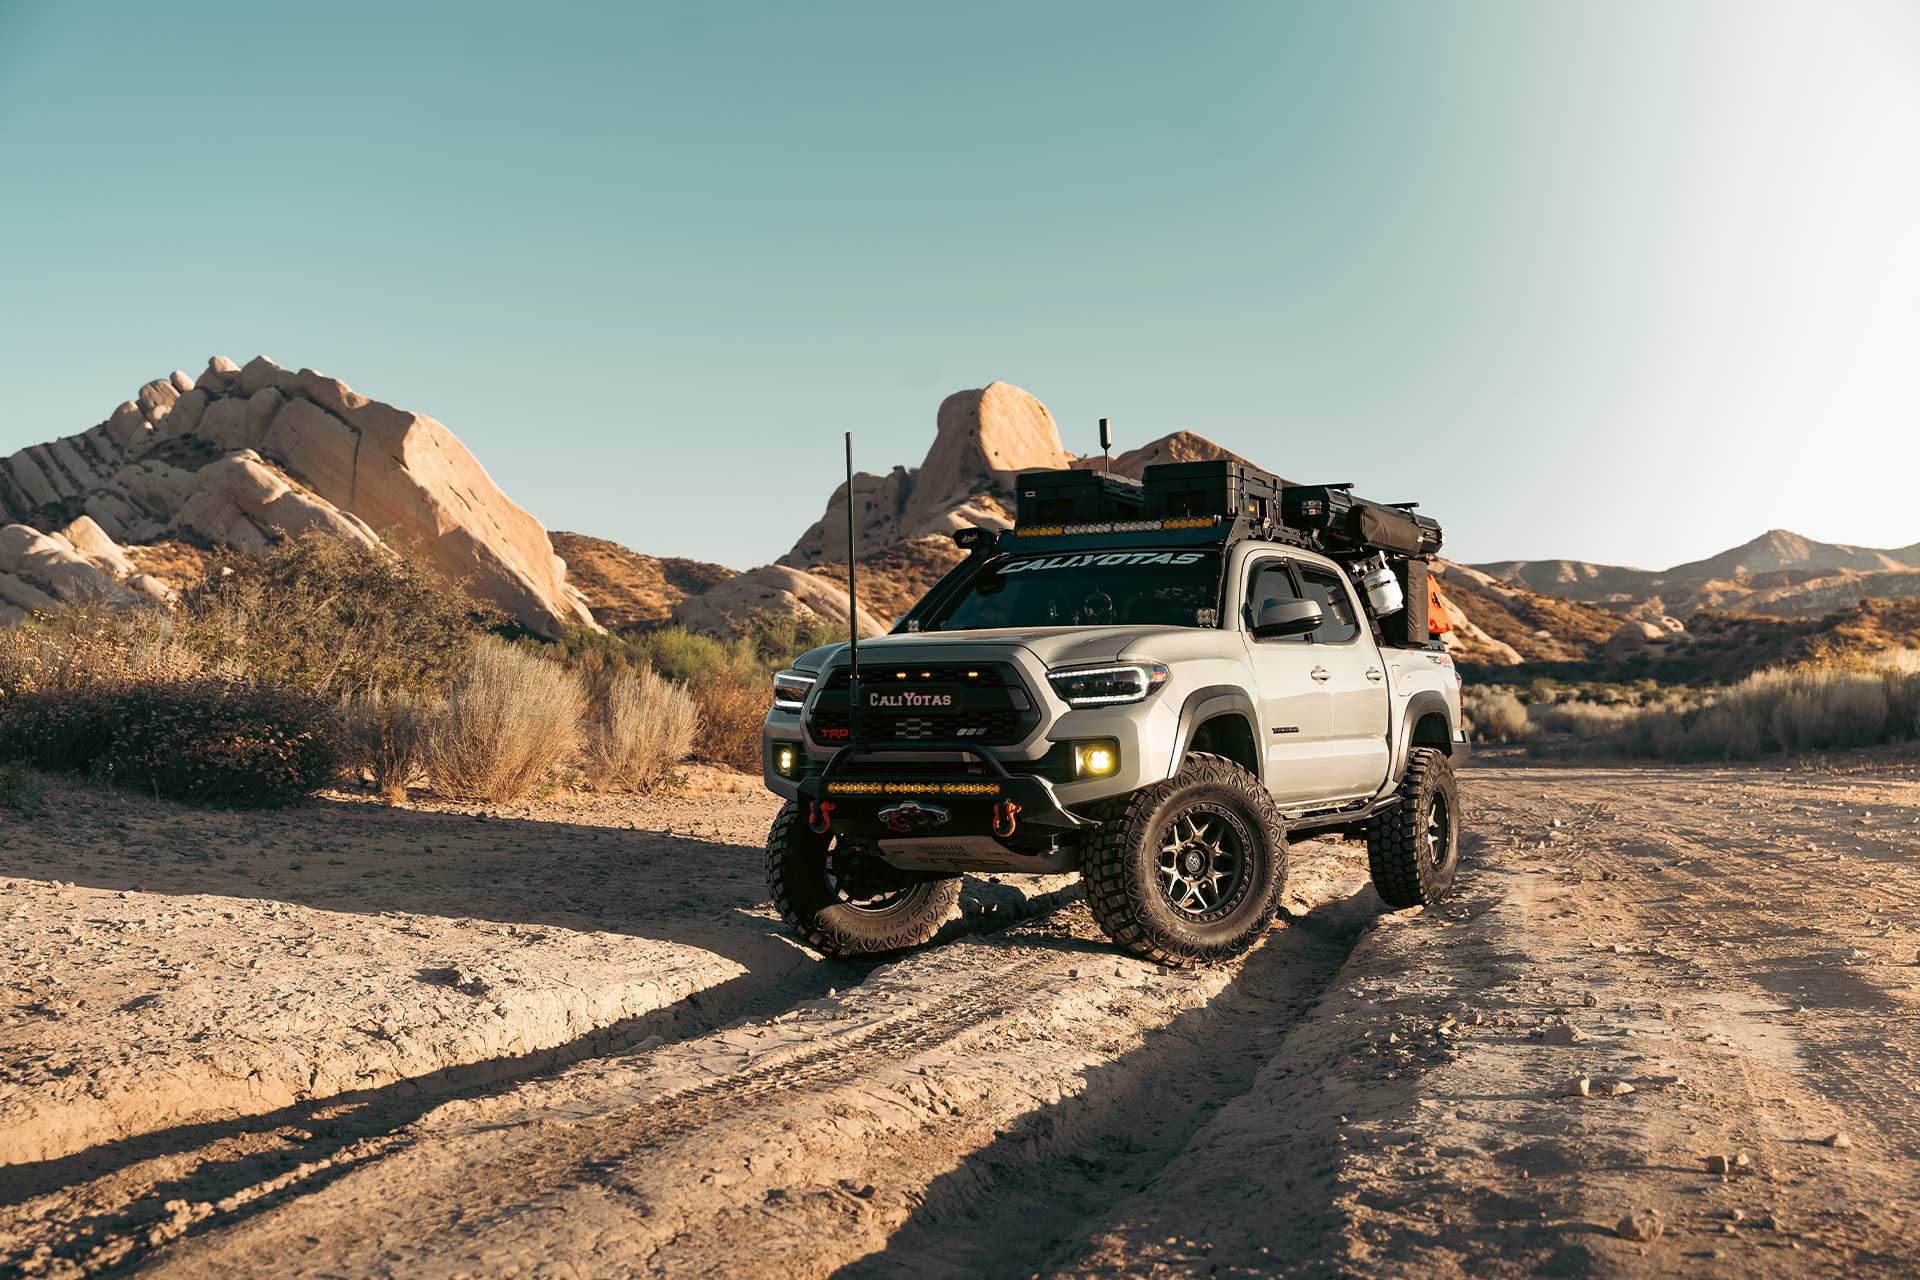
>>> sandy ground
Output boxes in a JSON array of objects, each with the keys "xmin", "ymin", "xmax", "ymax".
[{"xmin": 4, "ymin": 751, "xmax": 1919, "ymax": 1277}]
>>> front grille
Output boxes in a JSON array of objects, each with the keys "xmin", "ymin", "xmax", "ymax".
[
  {"xmin": 807, "ymin": 661, "xmax": 1036, "ymax": 747},
  {"xmin": 810, "ymin": 707, "xmax": 1026, "ymax": 743}
]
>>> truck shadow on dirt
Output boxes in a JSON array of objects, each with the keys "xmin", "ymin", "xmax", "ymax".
[
  {"xmin": 2, "ymin": 795, "xmax": 1081, "ymax": 1264},
  {"xmin": 831, "ymin": 874, "xmax": 1385, "ymax": 1280}
]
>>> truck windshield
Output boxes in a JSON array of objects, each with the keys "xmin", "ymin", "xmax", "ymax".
[{"xmin": 920, "ymin": 549, "xmax": 1223, "ymax": 632}]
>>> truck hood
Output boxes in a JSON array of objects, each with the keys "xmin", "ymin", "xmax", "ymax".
[{"xmin": 795, "ymin": 626, "xmax": 1217, "ymax": 672}]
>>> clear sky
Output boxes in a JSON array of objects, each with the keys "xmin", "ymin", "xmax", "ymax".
[{"xmin": 2, "ymin": 1, "xmax": 1916, "ymax": 571}]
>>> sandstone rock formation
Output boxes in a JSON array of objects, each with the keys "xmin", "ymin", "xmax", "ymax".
[
  {"xmin": 780, "ymin": 382, "xmax": 1073, "ymax": 566},
  {"xmin": 0, "ymin": 357, "xmax": 598, "ymax": 636},
  {"xmin": 0, "ymin": 524, "xmax": 136, "ymax": 624}
]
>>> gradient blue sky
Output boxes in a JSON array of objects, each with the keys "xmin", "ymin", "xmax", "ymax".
[{"xmin": 3, "ymin": 1, "xmax": 1916, "ymax": 570}]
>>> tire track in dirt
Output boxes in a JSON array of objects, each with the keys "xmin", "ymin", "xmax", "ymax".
[
  {"xmin": 834, "ymin": 867, "xmax": 1377, "ymax": 1279},
  {"xmin": 1, "ymin": 881, "xmax": 1084, "ymax": 1279},
  {"xmin": 122, "ymin": 857, "xmax": 1377, "ymax": 1279}
]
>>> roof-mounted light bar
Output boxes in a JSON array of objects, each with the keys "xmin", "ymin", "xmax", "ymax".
[{"xmin": 1014, "ymin": 514, "xmax": 1220, "ymax": 539}]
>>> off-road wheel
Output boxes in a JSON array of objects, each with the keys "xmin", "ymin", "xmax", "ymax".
[
  {"xmin": 767, "ymin": 802, "xmax": 961, "ymax": 956},
  {"xmin": 1366, "ymin": 747, "xmax": 1461, "ymax": 909},
  {"xmin": 1082, "ymin": 753, "xmax": 1287, "ymax": 967}
]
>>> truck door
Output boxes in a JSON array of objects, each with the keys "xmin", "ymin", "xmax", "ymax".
[
  {"xmin": 1240, "ymin": 559, "xmax": 1339, "ymax": 803},
  {"xmin": 1293, "ymin": 563, "xmax": 1392, "ymax": 798}
]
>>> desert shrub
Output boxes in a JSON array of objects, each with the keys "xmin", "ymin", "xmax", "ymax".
[
  {"xmin": 339, "ymin": 690, "xmax": 435, "ymax": 803},
  {"xmin": 1581, "ymin": 651, "xmax": 1920, "ymax": 760},
  {"xmin": 181, "ymin": 531, "xmax": 484, "ymax": 699},
  {"xmin": 1463, "ymin": 687, "xmax": 1530, "ymax": 742},
  {"xmin": 0, "ymin": 603, "xmax": 202, "ymax": 698},
  {"xmin": 1528, "ymin": 700, "xmax": 1643, "ymax": 737},
  {"xmin": 0, "ymin": 680, "xmax": 338, "ymax": 806},
  {"xmin": 0, "ymin": 765, "xmax": 44, "ymax": 815},
  {"xmin": 424, "ymin": 640, "xmax": 583, "ymax": 801},
  {"xmin": 582, "ymin": 667, "xmax": 699, "ymax": 791},
  {"xmin": 530, "ymin": 613, "xmax": 841, "ymax": 772}
]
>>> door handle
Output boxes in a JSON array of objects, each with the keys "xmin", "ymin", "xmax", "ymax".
[
  {"xmin": 1365, "ymin": 667, "xmax": 1383, "ymax": 682},
  {"xmin": 1310, "ymin": 665, "xmax": 1330, "ymax": 682}
]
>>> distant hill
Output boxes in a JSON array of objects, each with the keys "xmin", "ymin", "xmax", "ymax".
[
  {"xmin": 1474, "ymin": 529, "xmax": 1920, "ymax": 620},
  {"xmin": 548, "ymin": 532, "xmax": 736, "ymax": 632}
]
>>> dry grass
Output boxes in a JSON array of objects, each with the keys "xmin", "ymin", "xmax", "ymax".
[
  {"xmin": 1568, "ymin": 650, "xmax": 1920, "ymax": 760},
  {"xmin": 0, "ymin": 604, "xmax": 203, "ymax": 698},
  {"xmin": 582, "ymin": 668, "xmax": 699, "ymax": 792},
  {"xmin": 689, "ymin": 671, "xmax": 771, "ymax": 771},
  {"xmin": 339, "ymin": 691, "xmax": 436, "ymax": 803},
  {"xmin": 1463, "ymin": 687, "xmax": 1531, "ymax": 742},
  {"xmin": 424, "ymin": 641, "xmax": 584, "ymax": 802}
]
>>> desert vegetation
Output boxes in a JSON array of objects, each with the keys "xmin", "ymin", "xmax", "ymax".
[
  {"xmin": 0, "ymin": 532, "xmax": 811, "ymax": 807},
  {"xmin": 1467, "ymin": 650, "xmax": 1920, "ymax": 761}
]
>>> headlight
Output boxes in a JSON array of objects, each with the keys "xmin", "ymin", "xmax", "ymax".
[
  {"xmin": 771, "ymin": 669, "xmax": 815, "ymax": 712},
  {"xmin": 1046, "ymin": 662, "xmax": 1170, "ymax": 707}
]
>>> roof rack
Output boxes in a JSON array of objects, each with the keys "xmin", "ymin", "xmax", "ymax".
[{"xmin": 1010, "ymin": 460, "xmax": 1441, "ymax": 558}]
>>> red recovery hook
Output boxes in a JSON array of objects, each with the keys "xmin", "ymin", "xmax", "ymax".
[
  {"xmin": 992, "ymin": 800, "xmax": 1022, "ymax": 839},
  {"xmin": 808, "ymin": 800, "xmax": 836, "ymax": 834}
]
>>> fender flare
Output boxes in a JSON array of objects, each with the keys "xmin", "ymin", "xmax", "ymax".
[
  {"xmin": 1392, "ymin": 689, "xmax": 1457, "ymax": 780},
  {"xmin": 1170, "ymin": 685, "xmax": 1263, "ymax": 783}
]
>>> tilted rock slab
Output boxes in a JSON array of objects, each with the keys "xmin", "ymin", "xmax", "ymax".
[{"xmin": 0, "ymin": 356, "xmax": 598, "ymax": 636}]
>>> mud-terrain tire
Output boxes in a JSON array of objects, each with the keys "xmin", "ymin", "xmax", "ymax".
[
  {"xmin": 767, "ymin": 802, "xmax": 961, "ymax": 956},
  {"xmin": 1082, "ymin": 753, "xmax": 1287, "ymax": 967},
  {"xmin": 1367, "ymin": 747, "xmax": 1461, "ymax": 909}
]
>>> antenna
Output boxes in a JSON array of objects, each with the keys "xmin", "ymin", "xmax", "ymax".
[
  {"xmin": 1098, "ymin": 417, "xmax": 1112, "ymax": 479},
  {"xmin": 844, "ymin": 431, "xmax": 861, "ymax": 750}
]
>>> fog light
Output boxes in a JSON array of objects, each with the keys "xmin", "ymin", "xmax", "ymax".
[
  {"xmin": 774, "ymin": 743, "xmax": 801, "ymax": 778},
  {"xmin": 1075, "ymin": 739, "xmax": 1120, "ymax": 778}
]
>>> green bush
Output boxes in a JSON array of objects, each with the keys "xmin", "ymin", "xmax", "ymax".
[
  {"xmin": 0, "ymin": 680, "xmax": 339, "ymax": 806},
  {"xmin": 180, "ymin": 531, "xmax": 485, "ymax": 699}
]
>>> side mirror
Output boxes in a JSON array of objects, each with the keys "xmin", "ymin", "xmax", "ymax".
[{"xmin": 1252, "ymin": 598, "xmax": 1322, "ymax": 639}]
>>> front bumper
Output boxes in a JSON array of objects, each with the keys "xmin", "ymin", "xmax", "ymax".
[{"xmin": 793, "ymin": 743, "xmax": 1091, "ymax": 841}]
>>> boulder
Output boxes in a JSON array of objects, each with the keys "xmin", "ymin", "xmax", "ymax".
[
  {"xmin": 52, "ymin": 515, "xmax": 135, "ymax": 577},
  {"xmin": 0, "ymin": 524, "xmax": 136, "ymax": 610},
  {"xmin": 671, "ymin": 564, "xmax": 885, "ymax": 638}
]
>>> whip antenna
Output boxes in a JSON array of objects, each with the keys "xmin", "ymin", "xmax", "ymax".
[
  {"xmin": 845, "ymin": 431, "xmax": 861, "ymax": 748},
  {"xmin": 1099, "ymin": 417, "xmax": 1112, "ymax": 478}
]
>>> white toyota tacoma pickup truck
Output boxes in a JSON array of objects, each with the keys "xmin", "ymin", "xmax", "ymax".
[{"xmin": 760, "ymin": 461, "xmax": 1469, "ymax": 966}]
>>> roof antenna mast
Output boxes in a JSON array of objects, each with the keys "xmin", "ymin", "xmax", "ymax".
[
  {"xmin": 1099, "ymin": 417, "xmax": 1112, "ymax": 479},
  {"xmin": 845, "ymin": 431, "xmax": 861, "ymax": 750}
]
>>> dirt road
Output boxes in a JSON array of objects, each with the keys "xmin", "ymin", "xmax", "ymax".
[{"xmin": 5, "ymin": 752, "xmax": 1919, "ymax": 1277}]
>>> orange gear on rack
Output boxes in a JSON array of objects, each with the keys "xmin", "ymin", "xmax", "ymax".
[
  {"xmin": 808, "ymin": 800, "xmax": 837, "ymax": 834},
  {"xmin": 1427, "ymin": 577, "xmax": 1455, "ymax": 636},
  {"xmin": 992, "ymin": 800, "xmax": 1021, "ymax": 839}
]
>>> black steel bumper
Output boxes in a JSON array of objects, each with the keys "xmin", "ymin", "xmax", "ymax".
[{"xmin": 795, "ymin": 743, "xmax": 1089, "ymax": 841}]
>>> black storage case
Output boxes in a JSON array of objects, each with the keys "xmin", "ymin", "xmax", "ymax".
[
  {"xmin": 1380, "ymin": 557, "xmax": 1431, "ymax": 648},
  {"xmin": 1014, "ymin": 469, "xmax": 1144, "ymax": 525},
  {"xmin": 1141, "ymin": 460, "xmax": 1284, "ymax": 523},
  {"xmin": 1281, "ymin": 485, "xmax": 1442, "ymax": 557}
]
